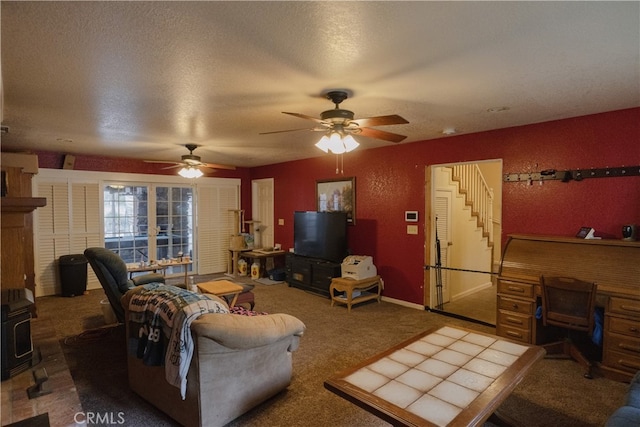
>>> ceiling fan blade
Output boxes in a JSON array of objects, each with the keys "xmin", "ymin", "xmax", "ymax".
[
  {"xmin": 160, "ymin": 164, "xmax": 185, "ymax": 170},
  {"xmin": 202, "ymin": 163, "xmax": 236, "ymax": 170},
  {"xmin": 282, "ymin": 112, "xmax": 326, "ymax": 124},
  {"xmin": 356, "ymin": 127, "xmax": 408, "ymax": 143},
  {"xmin": 259, "ymin": 127, "xmax": 317, "ymax": 135},
  {"xmin": 350, "ymin": 114, "xmax": 409, "ymax": 127},
  {"xmin": 144, "ymin": 160, "xmax": 180, "ymax": 165}
]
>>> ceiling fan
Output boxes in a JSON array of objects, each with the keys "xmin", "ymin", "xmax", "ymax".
[
  {"xmin": 260, "ymin": 90, "xmax": 409, "ymax": 144},
  {"xmin": 144, "ymin": 144, "xmax": 236, "ymax": 177}
]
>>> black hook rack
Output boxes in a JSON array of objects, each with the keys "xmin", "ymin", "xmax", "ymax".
[{"xmin": 503, "ymin": 166, "xmax": 640, "ymax": 183}]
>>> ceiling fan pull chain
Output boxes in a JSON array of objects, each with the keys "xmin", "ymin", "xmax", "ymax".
[{"xmin": 334, "ymin": 154, "xmax": 344, "ymax": 175}]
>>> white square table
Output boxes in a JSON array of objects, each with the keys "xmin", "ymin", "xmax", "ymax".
[{"xmin": 324, "ymin": 325, "xmax": 545, "ymax": 426}]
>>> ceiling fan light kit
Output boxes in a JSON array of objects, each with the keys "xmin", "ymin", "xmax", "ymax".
[
  {"xmin": 178, "ymin": 166, "xmax": 204, "ymax": 179},
  {"xmin": 315, "ymin": 133, "xmax": 359, "ymax": 154}
]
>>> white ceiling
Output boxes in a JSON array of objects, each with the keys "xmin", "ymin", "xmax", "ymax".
[{"xmin": 1, "ymin": 1, "xmax": 638, "ymax": 168}]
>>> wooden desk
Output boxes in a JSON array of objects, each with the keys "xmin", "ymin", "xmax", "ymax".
[
  {"xmin": 329, "ymin": 276, "xmax": 383, "ymax": 312},
  {"xmin": 325, "ymin": 326, "xmax": 544, "ymax": 426},
  {"xmin": 126, "ymin": 263, "xmax": 162, "ymax": 277},
  {"xmin": 127, "ymin": 260, "xmax": 192, "ymax": 285},
  {"xmin": 497, "ymin": 234, "xmax": 640, "ymax": 382}
]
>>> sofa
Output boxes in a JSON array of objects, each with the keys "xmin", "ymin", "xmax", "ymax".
[
  {"xmin": 606, "ymin": 370, "xmax": 640, "ymax": 427},
  {"xmin": 121, "ymin": 287, "xmax": 306, "ymax": 427}
]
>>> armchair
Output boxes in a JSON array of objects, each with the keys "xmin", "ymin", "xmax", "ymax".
[
  {"xmin": 84, "ymin": 247, "xmax": 164, "ymax": 323},
  {"xmin": 121, "ymin": 287, "xmax": 306, "ymax": 427}
]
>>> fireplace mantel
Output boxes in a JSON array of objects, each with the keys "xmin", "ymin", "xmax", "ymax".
[{"xmin": 1, "ymin": 197, "xmax": 47, "ymax": 213}]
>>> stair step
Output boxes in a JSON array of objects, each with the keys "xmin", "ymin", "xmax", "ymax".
[{"xmin": 446, "ymin": 165, "xmax": 494, "ymax": 251}]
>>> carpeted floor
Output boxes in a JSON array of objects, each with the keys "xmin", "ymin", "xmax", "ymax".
[
  {"xmin": 36, "ymin": 275, "xmax": 628, "ymax": 426},
  {"xmin": 60, "ymin": 324, "xmax": 177, "ymax": 426},
  {"xmin": 253, "ymin": 277, "xmax": 284, "ymax": 286}
]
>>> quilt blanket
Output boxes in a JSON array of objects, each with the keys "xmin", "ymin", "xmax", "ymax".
[{"xmin": 127, "ymin": 283, "xmax": 229, "ymax": 399}]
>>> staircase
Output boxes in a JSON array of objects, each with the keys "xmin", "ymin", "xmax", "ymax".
[{"xmin": 449, "ymin": 164, "xmax": 494, "ymax": 248}]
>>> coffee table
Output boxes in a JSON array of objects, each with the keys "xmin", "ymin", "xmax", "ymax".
[
  {"xmin": 324, "ymin": 325, "xmax": 545, "ymax": 426},
  {"xmin": 197, "ymin": 280, "xmax": 244, "ymax": 307}
]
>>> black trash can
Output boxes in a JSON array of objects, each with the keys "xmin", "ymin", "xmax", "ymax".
[{"xmin": 59, "ymin": 254, "xmax": 88, "ymax": 297}]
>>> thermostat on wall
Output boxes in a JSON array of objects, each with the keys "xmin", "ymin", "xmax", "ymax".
[{"xmin": 405, "ymin": 211, "xmax": 418, "ymax": 222}]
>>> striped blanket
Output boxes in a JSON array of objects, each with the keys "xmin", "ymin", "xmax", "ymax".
[{"xmin": 127, "ymin": 283, "xmax": 229, "ymax": 399}]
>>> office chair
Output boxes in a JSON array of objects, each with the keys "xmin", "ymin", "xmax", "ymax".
[{"xmin": 540, "ymin": 275, "xmax": 597, "ymax": 379}]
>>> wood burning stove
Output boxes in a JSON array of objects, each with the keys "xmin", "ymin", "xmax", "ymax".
[{"xmin": 1, "ymin": 288, "xmax": 34, "ymax": 380}]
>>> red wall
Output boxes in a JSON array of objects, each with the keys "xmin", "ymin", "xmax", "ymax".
[
  {"xmin": 24, "ymin": 108, "xmax": 640, "ymax": 305},
  {"xmin": 251, "ymin": 108, "xmax": 640, "ymax": 304}
]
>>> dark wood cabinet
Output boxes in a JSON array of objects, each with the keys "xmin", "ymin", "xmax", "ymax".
[{"xmin": 285, "ymin": 253, "xmax": 341, "ymax": 297}]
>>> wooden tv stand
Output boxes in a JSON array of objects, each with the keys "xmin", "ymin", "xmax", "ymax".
[
  {"xmin": 285, "ymin": 253, "xmax": 341, "ymax": 297},
  {"xmin": 496, "ymin": 234, "xmax": 640, "ymax": 382}
]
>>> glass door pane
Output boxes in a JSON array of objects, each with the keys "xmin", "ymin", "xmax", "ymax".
[
  {"xmin": 104, "ymin": 185, "xmax": 149, "ymax": 263},
  {"xmin": 155, "ymin": 186, "xmax": 194, "ymax": 275}
]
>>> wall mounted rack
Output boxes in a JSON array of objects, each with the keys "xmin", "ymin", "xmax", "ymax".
[{"xmin": 503, "ymin": 166, "xmax": 640, "ymax": 183}]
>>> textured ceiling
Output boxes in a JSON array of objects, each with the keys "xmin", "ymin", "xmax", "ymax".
[{"xmin": 1, "ymin": 1, "xmax": 638, "ymax": 168}]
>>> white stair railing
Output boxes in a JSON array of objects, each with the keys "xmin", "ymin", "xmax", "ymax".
[{"xmin": 450, "ymin": 164, "xmax": 494, "ymax": 245}]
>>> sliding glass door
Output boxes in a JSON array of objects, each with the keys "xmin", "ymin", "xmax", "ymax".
[{"xmin": 103, "ymin": 184, "xmax": 194, "ymax": 275}]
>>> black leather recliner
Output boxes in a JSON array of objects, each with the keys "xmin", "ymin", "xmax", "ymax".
[{"xmin": 84, "ymin": 247, "xmax": 165, "ymax": 323}]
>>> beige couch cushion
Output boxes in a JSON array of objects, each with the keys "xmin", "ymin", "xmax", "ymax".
[{"xmin": 191, "ymin": 312, "xmax": 304, "ymax": 350}]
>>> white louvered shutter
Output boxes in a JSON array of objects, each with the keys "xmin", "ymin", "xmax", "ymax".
[{"xmin": 197, "ymin": 184, "xmax": 239, "ymax": 274}]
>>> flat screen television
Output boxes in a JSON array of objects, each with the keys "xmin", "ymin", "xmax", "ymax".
[{"xmin": 294, "ymin": 211, "xmax": 348, "ymax": 263}]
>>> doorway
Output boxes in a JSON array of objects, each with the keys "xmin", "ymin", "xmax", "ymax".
[
  {"xmin": 425, "ymin": 160, "xmax": 502, "ymax": 325},
  {"xmin": 252, "ymin": 178, "xmax": 275, "ymax": 249}
]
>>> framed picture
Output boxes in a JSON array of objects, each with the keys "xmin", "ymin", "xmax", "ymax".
[{"xmin": 316, "ymin": 177, "xmax": 356, "ymax": 224}]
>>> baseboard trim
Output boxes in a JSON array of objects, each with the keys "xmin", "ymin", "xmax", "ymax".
[{"xmin": 381, "ymin": 296, "xmax": 424, "ymax": 311}]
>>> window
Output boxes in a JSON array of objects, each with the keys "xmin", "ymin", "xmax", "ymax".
[{"xmin": 103, "ymin": 184, "xmax": 194, "ymax": 274}]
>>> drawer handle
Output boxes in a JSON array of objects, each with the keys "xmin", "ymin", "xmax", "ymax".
[
  {"xmin": 506, "ymin": 331, "xmax": 523, "ymax": 338},
  {"xmin": 619, "ymin": 359, "xmax": 640, "ymax": 369},
  {"xmin": 507, "ymin": 286, "xmax": 524, "ymax": 293},
  {"xmin": 620, "ymin": 304, "xmax": 640, "ymax": 313},
  {"xmin": 512, "ymin": 303, "xmax": 519, "ymax": 310},
  {"xmin": 629, "ymin": 327, "xmax": 639, "ymax": 333},
  {"xmin": 618, "ymin": 343, "xmax": 640, "ymax": 353},
  {"xmin": 506, "ymin": 317, "xmax": 523, "ymax": 325}
]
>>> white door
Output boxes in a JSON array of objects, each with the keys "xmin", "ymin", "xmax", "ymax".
[
  {"xmin": 435, "ymin": 190, "xmax": 452, "ymax": 304},
  {"xmin": 252, "ymin": 178, "xmax": 274, "ymax": 249}
]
